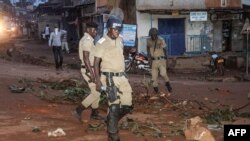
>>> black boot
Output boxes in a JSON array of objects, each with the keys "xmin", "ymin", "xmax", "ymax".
[
  {"xmin": 72, "ymin": 105, "xmax": 85, "ymax": 123},
  {"xmin": 153, "ymin": 87, "xmax": 159, "ymax": 94},
  {"xmin": 108, "ymin": 133, "xmax": 120, "ymax": 141},
  {"xmin": 118, "ymin": 105, "xmax": 133, "ymax": 121},
  {"xmin": 90, "ymin": 109, "xmax": 105, "ymax": 120},
  {"xmin": 165, "ymin": 82, "xmax": 172, "ymax": 93},
  {"xmin": 107, "ymin": 104, "xmax": 120, "ymax": 141}
]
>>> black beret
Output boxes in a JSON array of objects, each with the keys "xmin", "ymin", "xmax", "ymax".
[{"xmin": 86, "ymin": 22, "xmax": 98, "ymax": 28}]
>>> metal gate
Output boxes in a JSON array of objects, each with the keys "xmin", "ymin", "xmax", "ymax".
[{"xmin": 186, "ymin": 35, "xmax": 210, "ymax": 55}]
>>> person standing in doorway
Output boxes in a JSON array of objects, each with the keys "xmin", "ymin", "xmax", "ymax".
[
  {"xmin": 72, "ymin": 22, "xmax": 104, "ymax": 122},
  {"xmin": 49, "ymin": 26, "xmax": 64, "ymax": 70},
  {"xmin": 94, "ymin": 16, "xmax": 133, "ymax": 141},
  {"xmin": 147, "ymin": 28, "xmax": 173, "ymax": 94}
]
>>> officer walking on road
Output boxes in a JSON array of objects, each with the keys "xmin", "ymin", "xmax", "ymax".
[
  {"xmin": 72, "ymin": 22, "xmax": 104, "ymax": 122},
  {"xmin": 93, "ymin": 15, "xmax": 133, "ymax": 141},
  {"xmin": 147, "ymin": 28, "xmax": 173, "ymax": 94}
]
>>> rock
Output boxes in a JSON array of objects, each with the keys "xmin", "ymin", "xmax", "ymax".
[
  {"xmin": 222, "ymin": 77, "xmax": 238, "ymax": 82},
  {"xmin": 149, "ymin": 96, "xmax": 159, "ymax": 100},
  {"xmin": 184, "ymin": 116, "xmax": 215, "ymax": 141},
  {"xmin": 48, "ymin": 128, "xmax": 66, "ymax": 137}
]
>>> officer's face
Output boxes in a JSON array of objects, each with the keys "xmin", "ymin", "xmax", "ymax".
[
  {"xmin": 87, "ymin": 28, "xmax": 97, "ymax": 38},
  {"xmin": 151, "ymin": 34, "xmax": 158, "ymax": 40},
  {"xmin": 109, "ymin": 28, "xmax": 120, "ymax": 39}
]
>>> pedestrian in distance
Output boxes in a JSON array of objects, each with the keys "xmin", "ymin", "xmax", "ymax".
[
  {"xmin": 60, "ymin": 29, "xmax": 70, "ymax": 54},
  {"xmin": 147, "ymin": 27, "xmax": 173, "ymax": 95},
  {"xmin": 72, "ymin": 22, "xmax": 104, "ymax": 123},
  {"xmin": 94, "ymin": 15, "xmax": 133, "ymax": 141},
  {"xmin": 44, "ymin": 24, "xmax": 50, "ymax": 40},
  {"xmin": 48, "ymin": 26, "xmax": 64, "ymax": 71}
]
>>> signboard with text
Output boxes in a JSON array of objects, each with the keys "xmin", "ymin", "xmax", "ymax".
[
  {"xmin": 103, "ymin": 23, "xmax": 137, "ymax": 47},
  {"xmin": 190, "ymin": 11, "xmax": 207, "ymax": 21}
]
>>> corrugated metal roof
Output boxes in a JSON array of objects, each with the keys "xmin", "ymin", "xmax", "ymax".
[{"xmin": 137, "ymin": 0, "xmax": 206, "ymax": 11}]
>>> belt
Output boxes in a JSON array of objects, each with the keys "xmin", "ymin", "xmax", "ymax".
[
  {"xmin": 152, "ymin": 56, "xmax": 166, "ymax": 60},
  {"xmin": 81, "ymin": 66, "xmax": 94, "ymax": 68},
  {"xmin": 102, "ymin": 72, "xmax": 124, "ymax": 77}
]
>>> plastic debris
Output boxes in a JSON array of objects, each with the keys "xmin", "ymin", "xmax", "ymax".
[
  {"xmin": 8, "ymin": 85, "xmax": 25, "ymax": 93},
  {"xmin": 48, "ymin": 128, "xmax": 66, "ymax": 137}
]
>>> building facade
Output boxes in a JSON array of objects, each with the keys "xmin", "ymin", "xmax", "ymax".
[{"xmin": 136, "ymin": 0, "xmax": 243, "ymax": 56}]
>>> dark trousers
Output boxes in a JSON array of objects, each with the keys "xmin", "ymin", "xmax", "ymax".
[
  {"xmin": 45, "ymin": 35, "xmax": 50, "ymax": 40},
  {"xmin": 52, "ymin": 46, "xmax": 63, "ymax": 69}
]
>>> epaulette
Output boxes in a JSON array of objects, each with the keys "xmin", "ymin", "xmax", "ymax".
[{"xmin": 98, "ymin": 38, "xmax": 106, "ymax": 44}]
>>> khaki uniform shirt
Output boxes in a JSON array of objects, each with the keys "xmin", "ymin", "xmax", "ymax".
[
  {"xmin": 147, "ymin": 37, "xmax": 166, "ymax": 58},
  {"xmin": 79, "ymin": 32, "xmax": 95, "ymax": 66},
  {"xmin": 94, "ymin": 35, "xmax": 124, "ymax": 72}
]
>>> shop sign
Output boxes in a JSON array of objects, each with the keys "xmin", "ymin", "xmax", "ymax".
[{"xmin": 190, "ymin": 11, "xmax": 207, "ymax": 21}]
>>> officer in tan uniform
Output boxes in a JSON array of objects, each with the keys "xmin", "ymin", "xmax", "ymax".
[
  {"xmin": 147, "ymin": 28, "xmax": 172, "ymax": 94},
  {"xmin": 93, "ymin": 16, "xmax": 133, "ymax": 141},
  {"xmin": 72, "ymin": 22, "xmax": 104, "ymax": 123}
]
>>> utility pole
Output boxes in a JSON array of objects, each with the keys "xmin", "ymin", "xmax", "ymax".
[{"xmin": 247, "ymin": 27, "xmax": 250, "ymax": 75}]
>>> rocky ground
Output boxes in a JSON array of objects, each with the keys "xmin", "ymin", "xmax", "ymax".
[{"xmin": 0, "ymin": 38, "xmax": 249, "ymax": 141}]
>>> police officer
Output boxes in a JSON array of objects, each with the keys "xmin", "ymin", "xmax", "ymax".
[
  {"xmin": 93, "ymin": 16, "xmax": 133, "ymax": 141},
  {"xmin": 72, "ymin": 22, "xmax": 104, "ymax": 123},
  {"xmin": 147, "ymin": 28, "xmax": 172, "ymax": 94}
]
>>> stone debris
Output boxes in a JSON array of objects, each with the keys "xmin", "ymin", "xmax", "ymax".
[
  {"xmin": 184, "ymin": 116, "xmax": 215, "ymax": 141},
  {"xmin": 48, "ymin": 128, "xmax": 66, "ymax": 137}
]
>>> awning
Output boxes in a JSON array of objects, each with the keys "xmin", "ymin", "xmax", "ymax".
[{"xmin": 137, "ymin": 0, "xmax": 206, "ymax": 11}]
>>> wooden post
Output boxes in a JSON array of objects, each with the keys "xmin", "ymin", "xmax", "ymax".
[{"xmin": 247, "ymin": 27, "xmax": 249, "ymax": 75}]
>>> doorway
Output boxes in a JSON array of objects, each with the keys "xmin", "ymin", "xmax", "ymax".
[
  {"xmin": 158, "ymin": 18, "xmax": 185, "ymax": 56},
  {"xmin": 222, "ymin": 20, "xmax": 232, "ymax": 51}
]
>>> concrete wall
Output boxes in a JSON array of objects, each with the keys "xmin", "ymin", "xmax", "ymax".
[{"xmin": 231, "ymin": 20, "xmax": 244, "ymax": 51}]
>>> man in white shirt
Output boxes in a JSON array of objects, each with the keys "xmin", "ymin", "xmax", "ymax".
[{"xmin": 49, "ymin": 26, "xmax": 64, "ymax": 70}]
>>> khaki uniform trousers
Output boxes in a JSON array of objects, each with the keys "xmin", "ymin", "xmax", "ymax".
[
  {"xmin": 151, "ymin": 59, "xmax": 170, "ymax": 87},
  {"xmin": 80, "ymin": 68, "xmax": 101, "ymax": 109},
  {"xmin": 100, "ymin": 75, "xmax": 132, "ymax": 106}
]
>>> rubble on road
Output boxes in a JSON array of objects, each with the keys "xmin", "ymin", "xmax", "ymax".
[
  {"xmin": 48, "ymin": 128, "xmax": 66, "ymax": 137},
  {"xmin": 184, "ymin": 116, "xmax": 215, "ymax": 141}
]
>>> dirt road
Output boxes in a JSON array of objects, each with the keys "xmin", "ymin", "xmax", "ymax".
[{"xmin": 0, "ymin": 39, "xmax": 249, "ymax": 141}]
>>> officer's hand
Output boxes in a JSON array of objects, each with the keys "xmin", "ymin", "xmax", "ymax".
[
  {"xmin": 89, "ymin": 74, "xmax": 95, "ymax": 83},
  {"xmin": 148, "ymin": 57, "xmax": 152, "ymax": 67},
  {"xmin": 148, "ymin": 58, "xmax": 151, "ymax": 62},
  {"xmin": 95, "ymin": 80, "xmax": 102, "ymax": 92}
]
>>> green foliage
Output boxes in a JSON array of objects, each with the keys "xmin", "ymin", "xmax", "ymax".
[
  {"xmin": 205, "ymin": 108, "xmax": 237, "ymax": 124},
  {"xmin": 63, "ymin": 87, "xmax": 89, "ymax": 102}
]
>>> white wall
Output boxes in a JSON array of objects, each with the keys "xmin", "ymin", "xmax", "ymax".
[{"xmin": 136, "ymin": 11, "xmax": 151, "ymax": 53}]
